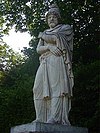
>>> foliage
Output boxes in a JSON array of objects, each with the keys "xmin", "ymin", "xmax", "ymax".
[
  {"xmin": 0, "ymin": 48, "xmax": 38, "ymax": 133},
  {"xmin": 0, "ymin": 0, "xmax": 99, "ymax": 133},
  {"xmin": 70, "ymin": 61, "xmax": 99, "ymax": 132},
  {"xmin": 0, "ymin": 40, "xmax": 24, "ymax": 87},
  {"xmin": 0, "ymin": 41, "xmax": 24, "ymax": 71},
  {"xmin": 0, "ymin": 81, "xmax": 35, "ymax": 133}
]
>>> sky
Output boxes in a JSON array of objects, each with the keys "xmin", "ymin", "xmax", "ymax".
[{"xmin": 3, "ymin": 28, "xmax": 32, "ymax": 53}]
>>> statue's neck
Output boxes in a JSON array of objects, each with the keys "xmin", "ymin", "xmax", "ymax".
[{"xmin": 47, "ymin": 24, "xmax": 63, "ymax": 32}]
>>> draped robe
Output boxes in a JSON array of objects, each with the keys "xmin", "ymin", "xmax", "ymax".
[{"xmin": 33, "ymin": 24, "xmax": 74, "ymax": 125}]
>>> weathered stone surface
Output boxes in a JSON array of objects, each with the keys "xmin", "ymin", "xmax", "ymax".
[{"xmin": 10, "ymin": 122, "xmax": 88, "ymax": 133}]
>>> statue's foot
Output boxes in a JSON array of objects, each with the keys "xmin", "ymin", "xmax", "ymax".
[
  {"xmin": 47, "ymin": 118, "xmax": 71, "ymax": 125},
  {"xmin": 46, "ymin": 118, "xmax": 56, "ymax": 124},
  {"xmin": 32, "ymin": 119, "xmax": 42, "ymax": 123},
  {"xmin": 62, "ymin": 121, "xmax": 71, "ymax": 126}
]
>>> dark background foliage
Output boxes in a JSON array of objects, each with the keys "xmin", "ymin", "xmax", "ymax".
[{"xmin": 0, "ymin": 0, "xmax": 99, "ymax": 133}]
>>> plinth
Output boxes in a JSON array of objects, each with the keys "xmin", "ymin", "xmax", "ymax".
[{"xmin": 10, "ymin": 122, "xmax": 88, "ymax": 133}]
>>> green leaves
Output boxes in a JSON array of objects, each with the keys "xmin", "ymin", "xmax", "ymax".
[
  {"xmin": 0, "ymin": 42, "xmax": 24, "ymax": 71},
  {"xmin": 70, "ymin": 61, "xmax": 99, "ymax": 131}
]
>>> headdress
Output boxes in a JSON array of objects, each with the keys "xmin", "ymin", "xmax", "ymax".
[{"xmin": 45, "ymin": 4, "xmax": 61, "ymax": 20}]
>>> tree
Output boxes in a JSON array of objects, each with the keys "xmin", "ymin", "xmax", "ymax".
[
  {"xmin": 0, "ymin": 42, "xmax": 24, "ymax": 71},
  {"xmin": 0, "ymin": 40, "xmax": 37, "ymax": 133},
  {"xmin": 0, "ymin": 39, "xmax": 24, "ymax": 86}
]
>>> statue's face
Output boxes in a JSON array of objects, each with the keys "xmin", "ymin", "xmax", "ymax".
[{"xmin": 47, "ymin": 14, "xmax": 58, "ymax": 28}]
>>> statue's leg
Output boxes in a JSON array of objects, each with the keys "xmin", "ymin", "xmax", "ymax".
[
  {"xmin": 33, "ymin": 64, "xmax": 45, "ymax": 122},
  {"xmin": 62, "ymin": 96, "xmax": 71, "ymax": 125},
  {"xmin": 33, "ymin": 98, "xmax": 51, "ymax": 123},
  {"xmin": 47, "ymin": 97, "xmax": 62, "ymax": 123},
  {"xmin": 47, "ymin": 97, "xmax": 71, "ymax": 125},
  {"xmin": 33, "ymin": 99, "xmax": 46, "ymax": 122}
]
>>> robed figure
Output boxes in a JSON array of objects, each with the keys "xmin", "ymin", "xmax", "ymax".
[{"xmin": 33, "ymin": 4, "xmax": 74, "ymax": 125}]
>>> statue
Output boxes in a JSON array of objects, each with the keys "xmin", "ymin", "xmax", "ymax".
[{"xmin": 33, "ymin": 4, "xmax": 74, "ymax": 125}]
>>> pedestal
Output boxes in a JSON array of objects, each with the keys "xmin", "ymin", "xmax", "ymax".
[{"xmin": 10, "ymin": 122, "xmax": 88, "ymax": 133}]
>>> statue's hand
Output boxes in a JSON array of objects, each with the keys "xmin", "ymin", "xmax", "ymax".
[{"xmin": 48, "ymin": 45, "xmax": 62, "ymax": 56}]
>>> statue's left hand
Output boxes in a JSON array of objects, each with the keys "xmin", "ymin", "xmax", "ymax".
[{"xmin": 48, "ymin": 45, "xmax": 62, "ymax": 56}]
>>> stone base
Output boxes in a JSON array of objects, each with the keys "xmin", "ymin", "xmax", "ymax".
[{"xmin": 10, "ymin": 122, "xmax": 88, "ymax": 133}]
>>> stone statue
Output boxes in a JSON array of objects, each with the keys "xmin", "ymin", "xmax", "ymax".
[{"xmin": 33, "ymin": 4, "xmax": 74, "ymax": 125}]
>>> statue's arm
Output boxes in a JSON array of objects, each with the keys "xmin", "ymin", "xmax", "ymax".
[{"xmin": 36, "ymin": 38, "xmax": 49, "ymax": 54}]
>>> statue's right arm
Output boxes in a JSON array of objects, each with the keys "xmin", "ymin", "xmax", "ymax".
[{"xmin": 36, "ymin": 38, "xmax": 49, "ymax": 54}]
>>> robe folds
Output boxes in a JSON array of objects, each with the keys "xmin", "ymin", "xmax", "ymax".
[{"xmin": 33, "ymin": 24, "xmax": 74, "ymax": 124}]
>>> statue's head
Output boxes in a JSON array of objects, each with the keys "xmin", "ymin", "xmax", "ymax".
[{"xmin": 45, "ymin": 4, "xmax": 61, "ymax": 28}]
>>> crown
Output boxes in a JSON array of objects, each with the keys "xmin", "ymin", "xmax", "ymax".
[{"xmin": 50, "ymin": 3, "xmax": 59, "ymax": 9}]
